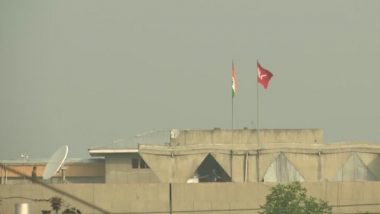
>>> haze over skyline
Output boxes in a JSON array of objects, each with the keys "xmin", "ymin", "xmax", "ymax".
[{"xmin": 1, "ymin": 0, "xmax": 380, "ymax": 159}]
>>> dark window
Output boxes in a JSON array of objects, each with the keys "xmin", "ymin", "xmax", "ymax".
[
  {"xmin": 140, "ymin": 159, "xmax": 149, "ymax": 169},
  {"xmin": 132, "ymin": 158, "xmax": 149, "ymax": 169},
  {"xmin": 132, "ymin": 158, "xmax": 139, "ymax": 169},
  {"xmin": 194, "ymin": 154, "xmax": 231, "ymax": 182}
]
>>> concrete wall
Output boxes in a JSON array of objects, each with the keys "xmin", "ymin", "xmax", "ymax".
[
  {"xmin": 103, "ymin": 129, "xmax": 380, "ymax": 184},
  {"xmin": 105, "ymin": 154, "xmax": 160, "ymax": 183},
  {"xmin": 170, "ymin": 129, "xmax": 323, "ymax": 145},
  {"xmin": 140, "ymin": 143, "xmax": 380, "ymax": 183},
  {"xmin": 1, "ymin": 182, "xmax": 380, "ymax": 214},
  {"xmin": 1, "ymin": 161, "xmax": 105, "ymax": 184}
]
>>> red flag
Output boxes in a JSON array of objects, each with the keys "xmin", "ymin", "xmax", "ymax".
[{"xmin": 257, "ymin": 61, "xmax": 273, "ymax": 89}]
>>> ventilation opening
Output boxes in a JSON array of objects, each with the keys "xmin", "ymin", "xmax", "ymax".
[
  {"xmin": 336, "ymin": 153, "xmax": 377, "ymax": 181},
  {"xmin": 193, "ymin": 154, "xmax": 231, "ymax": 182},
  {"xmin": 263, "ymin": 153, "xmax": 305, "ymax": 182}
]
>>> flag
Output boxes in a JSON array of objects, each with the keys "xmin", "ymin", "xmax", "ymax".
[
  {"xmin": 257, "ymin": 61, "xmax": 273, "ymax": 89},
  {"xmin": 232, "ymin": 61, "xmax": 238, "ymax": 98}
]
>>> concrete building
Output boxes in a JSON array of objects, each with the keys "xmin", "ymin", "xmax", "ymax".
[
  {"xmin": 6, "ymin": 128, "xmax": 380, "ymax": 185},
  {"xmin": 88, "ymin": 147, "xmax": 160, "ymax": 183},
  {"xmin": 2, "ymin": 128, "xmax": 380, "ymax": 214},
  {"xmin": 0, "ymin": 158, "xmax": 105, "ymax": 184},
  {"xmin": 89, "ymin": 128, "xmax": 380, "ymax": 184}
]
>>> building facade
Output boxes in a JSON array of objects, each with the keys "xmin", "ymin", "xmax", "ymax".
[
  {"xmin": 0, "ymin": 158, "xmax": 105, "ymax": 184},
  {"xmin": 89, "ymin": 129, "xmax": 380, "ymax": 184},
  {"xmin": 2, "ymin": 129, "xmax": 380, "ymax": 214}
]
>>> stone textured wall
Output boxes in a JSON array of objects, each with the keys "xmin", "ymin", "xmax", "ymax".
[
  {"xmin": 1, "ymin": 162, "xmax": 105, "ymax": 184},
  {"xmin": 140, "ymin": 143, "xmax": 380, "ymax": 183},
  {"xmin": 1, "ymin": 182, "xmax": 380, "ymax": 214},
  {"xmin": 170, "ymin": 129, "xmax": 324, "ymax": 145},
  {"xmin": 105, "ymin": 153, "xmax": 159, "ymax": 183}
]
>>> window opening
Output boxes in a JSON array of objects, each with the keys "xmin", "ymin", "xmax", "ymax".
[
  {"xmin": 192, "ymin": 154, "xmax": 231, "ymax": 182},
  {"xmin": 132, "ymin": 157, "xmax": 149, "ymax": 169},
  {"xmin": 132, "ymin": 158, "xmax": 139, "ymax": 169}
]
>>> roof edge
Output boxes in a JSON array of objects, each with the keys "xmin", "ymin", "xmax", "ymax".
[{"xmin": 88, "ymin": 148, "xmax": 138, "ymax": 156}]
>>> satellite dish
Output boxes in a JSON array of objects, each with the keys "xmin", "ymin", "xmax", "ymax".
[{"xmin": 43, "ymin": 145, "xmax": 68, "ymax": 180}]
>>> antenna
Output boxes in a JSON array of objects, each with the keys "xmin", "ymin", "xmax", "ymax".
[{"xmin": 43, "ymin": 145, "xmax": 68, "ymax": 181}]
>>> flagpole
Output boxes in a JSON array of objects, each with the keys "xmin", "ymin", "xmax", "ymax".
[
  {"xmin": 257, "ymin": 71, "xmax": 260, "ymax": 146},
  {"xmin": 231, "ymin": 60, "xmax": 235, "ymax": 133},
  {"xmin": 256, "ymin": 60, "xmax": 260, "ymax": 182},
  {"xmin": 231, "ymin": 60, "xmax": 235, "ymax": 181},
  {"xmin": 232, "ymin": 93, "xmax": 234, "ymax": 131},
  {"xmin": 231, "ymin": 88, "xmax": 234, "ymax": 179},
  {"xmin": 232, "ymin": 91, "xmax": 234, "ymax": 141},
  {"xmin": 256, "ymin": 60, "xmax": 273, "ymax": 183}
]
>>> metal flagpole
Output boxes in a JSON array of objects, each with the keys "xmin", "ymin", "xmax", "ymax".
[
  {"xmin": 232, "ymin": 60, "xmax": 235, "ymax": 132},
  {"xmin": 231, "ymin": 60, "xmax": 235, "ymax": 180},
  {"xmin": 257, "ymin": 70, "xmax": 260, "ymax": 146},
  {"xmin": 256, "ymin": 60, "xmax": 261, "ymax": 182},
  {"xmin": 232, "ymin": 92, "xmax": 234, "ymax": 131}
]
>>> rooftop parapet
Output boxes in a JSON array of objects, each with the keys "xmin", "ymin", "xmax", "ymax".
[{"xmin": 169, "ymin": 128, "xmax": 323, "ymax": 146}]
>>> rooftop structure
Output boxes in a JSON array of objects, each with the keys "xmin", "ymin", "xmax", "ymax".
[
  {"xmin": 0, "ymin": 158, "xmax": 105, "ymax": 184},
  {"xmin": 88, "ymin": 128, "xmax": 380, "ymax": 184},
  {"xmin": 2, "ymin": 128, "xmax": 380, "ymax": 214}
]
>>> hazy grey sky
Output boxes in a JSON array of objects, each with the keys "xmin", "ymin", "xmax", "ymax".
[{"xmin": 1, "ymin": 0, "xmax": 380, "ymax": 159}]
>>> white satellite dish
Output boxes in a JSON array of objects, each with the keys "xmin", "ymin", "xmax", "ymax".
[{"xmin": 43, "ymin": 145, "xmax": 68, "ymax": 180}]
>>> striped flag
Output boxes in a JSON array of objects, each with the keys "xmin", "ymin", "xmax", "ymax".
[{"xmin": 232, "ymin": 61, "xmax": 238, "ymax": 98}]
